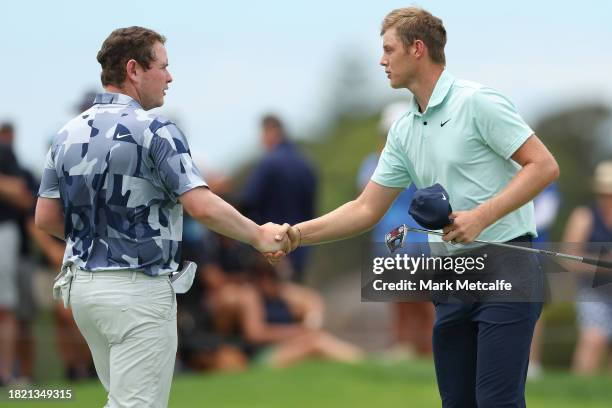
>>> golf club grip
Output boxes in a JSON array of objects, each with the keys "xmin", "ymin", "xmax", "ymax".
[{"xmin": 581, "ymin": 257, "xmax": 612, "ymax": 270}]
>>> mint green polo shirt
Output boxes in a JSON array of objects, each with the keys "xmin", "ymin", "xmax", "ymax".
[{"xmin": 372, "ymin": 70, "xmax": 536, "ymax": 254}]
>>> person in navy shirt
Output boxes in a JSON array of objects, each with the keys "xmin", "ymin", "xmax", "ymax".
[{"xmin": 242, "ymin": 115, "xmax": 317, "ymax": 282}]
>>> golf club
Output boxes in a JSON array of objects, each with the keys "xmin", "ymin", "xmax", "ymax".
[{"xmin": 386, "ymin": 224, "xmax": 612, "ymax": 270}]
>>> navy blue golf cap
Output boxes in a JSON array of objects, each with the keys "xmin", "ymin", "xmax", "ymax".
[{"xmin": 409, "ymin": 183, "xmax": 453, "ymax": 230}]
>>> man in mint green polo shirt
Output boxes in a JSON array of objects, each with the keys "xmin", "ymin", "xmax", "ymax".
[
  {"xmin": 372, "ymin": 69, "xmax": 537, "ymax": 255},
  {"xmin": 276, "ymin": 6, "xmax": 559, "ymax": 408}
]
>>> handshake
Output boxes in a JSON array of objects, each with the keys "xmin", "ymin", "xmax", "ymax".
[{"xmin": 255, "ymin": 222, "xmax": 302, "ymax": 263}]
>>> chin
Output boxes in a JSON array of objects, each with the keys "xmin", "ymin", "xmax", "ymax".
[
  {"xmin": 390, "ymin": 78, "xmax": 408, "ymax": 89},
  {"xmin": 150, "ymin": 98, "xmax": 164, "ymax": 110}
]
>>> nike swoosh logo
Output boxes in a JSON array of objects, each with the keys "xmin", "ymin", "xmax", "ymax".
[
  {"xmin": 116, "ymin": 133, "xmax": 133, "ymax": 139},
  {"xmin": 441, "ymin": 194, "xmax": 447, "ymax": 200},
  {"xmin": 441, "ymin": 119, "xmax": 451, "ymax": 127}
]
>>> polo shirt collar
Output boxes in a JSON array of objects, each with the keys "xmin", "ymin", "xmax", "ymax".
[
  {"xmin": 409, "ymin": 69, "xmax": 455, "ymax": 115},
  {"xmin": 93, "ymin": 92, "xmax": 142, "ymax": 108}
]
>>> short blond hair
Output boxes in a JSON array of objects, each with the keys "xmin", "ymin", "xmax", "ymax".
[{"xmin": 381, "ymin": 7, "xmax": 446, "ymax": 64}]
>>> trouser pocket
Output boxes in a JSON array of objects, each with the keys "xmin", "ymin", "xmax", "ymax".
[{"xmin": 147, "ymin": 278, "xmax": 175, "ymax": 321}]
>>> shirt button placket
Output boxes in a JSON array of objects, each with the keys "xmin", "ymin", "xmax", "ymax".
[{"xmin": 421, "ymin": 114, "xmax": 428, "ymax": 138}]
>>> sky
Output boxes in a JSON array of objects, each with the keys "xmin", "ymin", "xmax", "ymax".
[{"xmin": 2, "ymin": 0, "xmax": 611, "ymax": 176}]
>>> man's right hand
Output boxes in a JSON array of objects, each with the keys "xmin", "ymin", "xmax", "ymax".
[
  {"xmin": 263, "ymin": 225, "xmax": 301, "ymax": 264},
  {"xmin": 255, "ymin": 222, "xmax": 292, "ymax": 255}
]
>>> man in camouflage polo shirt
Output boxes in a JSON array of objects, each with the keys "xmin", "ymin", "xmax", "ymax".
[{"xmin": 35, "ymin": 27, "xmax": 290, "ymax": 408}]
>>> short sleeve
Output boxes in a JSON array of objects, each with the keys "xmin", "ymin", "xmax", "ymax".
[
  {"xmin": 471, "ymin": 87, "xmax": 534, "ymax": 159},
  {"xmin": 371, "ymin": 127, "xmax": 412, "ymax": 188},
  {"xmin": 38, "ymin": 146, "xmax": 60, "ymax": 199},
  {"xmin": 149, "ymin": 123, "xmax": 207, "ymax": 199}
]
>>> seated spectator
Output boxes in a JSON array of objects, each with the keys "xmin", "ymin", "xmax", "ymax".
[
  {"xmin": 182, "ymin": 225, "xmax": 362, "ymax": 369},
  {"xmin": 232, "ymin": 258, "xmax": 363, "ymax": 367}
]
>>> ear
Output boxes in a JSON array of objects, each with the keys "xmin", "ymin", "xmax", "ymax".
[
  {"xmin": 412, "ymin": 39, "xmax": 426, "ymax": 59},
  {"xmin": 125, "ymin": 59, "xmax": 140, "ymax": 83}
]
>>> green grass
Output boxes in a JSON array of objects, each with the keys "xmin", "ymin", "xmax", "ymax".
[{"xmin": 2, "ymin": 360, "xmax": 610, "ymax": 407}]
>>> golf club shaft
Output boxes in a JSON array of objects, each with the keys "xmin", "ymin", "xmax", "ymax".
[{"xmin": 405, "ymin": 226, "xmax": 612, "ymax": 270}]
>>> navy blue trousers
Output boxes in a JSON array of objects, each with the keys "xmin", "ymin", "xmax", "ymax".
[
  {"xmin": 432, "ymin": 236, "xmax": 543, "ymax": 407},
  {"xmin": 433, "ymin": 301, "xmax": 542, "ymax": 408}
]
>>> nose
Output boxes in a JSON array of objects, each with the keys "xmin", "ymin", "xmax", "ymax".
[
  {"xmin": 167, "ymin": 70, "xmax": 173, "ymax": 83},
  {"xmin": 379, "ymin": 55, "xmax": 387, "ymax": 67}
]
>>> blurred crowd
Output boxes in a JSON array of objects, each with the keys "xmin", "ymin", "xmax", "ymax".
[{"xmin": 1, "ymin": 95, "xmax": 611, "ymax": 385}]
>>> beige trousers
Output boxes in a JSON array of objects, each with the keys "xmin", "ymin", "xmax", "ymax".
[{"xmin": 70, "ymin": 269, "xmax": 177, "ymax": 408}]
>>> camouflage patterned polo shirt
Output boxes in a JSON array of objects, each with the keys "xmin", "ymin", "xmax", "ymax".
[{"xmin": 38, "ymin": 92, "xmax": 207, "ymax": 276}]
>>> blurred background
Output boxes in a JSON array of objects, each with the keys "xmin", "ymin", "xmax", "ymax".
[{"xmin": 1, "ymin": 0, "xmax": 612, "ymax": 406}]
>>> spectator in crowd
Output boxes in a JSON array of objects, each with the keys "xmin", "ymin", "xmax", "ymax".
[
  {"xmin": 0, "ymin": 122, "xmax": 33, "ymax": 385},
  {"xmin": 242, "ymin": 115, "xmax": 317, "ymax": 282},
  {"xmin": 0, "ymin": 124, "xmax": 41, "ymax": 383},
  {"xmin": 563, "ymin": 161, "xmax": 612, "ymax": 375},
  {"xmin": 231, "ymin": 258, "xmax": 363, "ymax": 367},
  {"xmin": 357, "ymin": 103, "xmax": 433, "ymax": 357}
]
